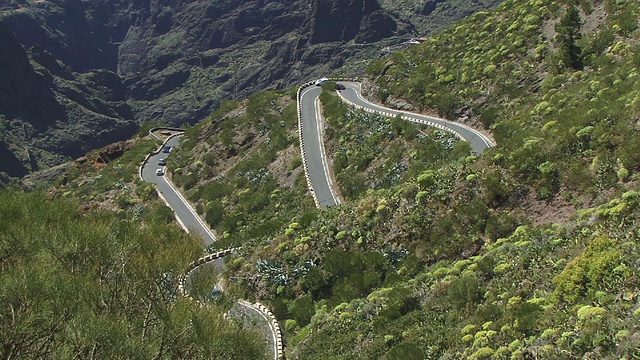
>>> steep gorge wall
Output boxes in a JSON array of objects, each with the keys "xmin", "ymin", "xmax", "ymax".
[
  {"xmin": 0, "ymin": 0, "xmax": 501, "ymax": 178},
  {"xmin": 0, "ymin": 19, "xmax": 135, "ymax": 178},
  {"xmin": 2, "ymin": 0, "xmax": 408, "ymax": 126}
]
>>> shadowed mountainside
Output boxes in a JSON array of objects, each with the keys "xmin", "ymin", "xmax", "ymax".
[
  {"xmin": 0, "ymin": 21, "xmax": 135, "ymax": 178},
  {"xmin": 0, "ymin": 0, "xmax": 502, "ymax": 179}
]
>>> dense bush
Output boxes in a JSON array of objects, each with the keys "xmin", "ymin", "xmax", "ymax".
[
  {"xmin": 321, "ymin": 87, "xmax": 463, "ymax": 200},
  {"xmin": 370, "ymin": 0, "xmax": 640, "ymax": 201},
  {"xmin": 0, "ymin": 191, "xmax": 267, "ymax": 359}
]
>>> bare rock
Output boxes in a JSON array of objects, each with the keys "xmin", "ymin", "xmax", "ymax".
[{"xmin": 385, "ymin": 96, "xmax": 415, "ymax": 111}]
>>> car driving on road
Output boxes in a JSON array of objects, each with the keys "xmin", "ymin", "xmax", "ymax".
[
  {"xmin": 158, "ymin": 158, "xmax": 166, "ymax": 166},
  {"xmin": 156, "ymin": 168, "xmax": 164, "ymax": 176},
  {"xmin": 162, "ymin": 145, "xmax": 172, "ymax": 153},
  {"xmin": 315, "ymin": 77, "xmax": 329, "ymax": 86}
]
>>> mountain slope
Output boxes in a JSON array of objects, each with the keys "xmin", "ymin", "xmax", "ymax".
[
  {"xmin": 0, "ymin": 21, "xmax": 135, "ymax": 178},
  {"xmin": 1, "ymin": 0, "xmax": 413, "ymax": 127},
  {"xmin": 367, "ymin": 0, "xmax": 640, "ymax": 203},
  {"xmin": 194, "ymin": 0, "xmax": 640, "ymax": 358},
  {"xmin": 0, "ymin": 0, "xmax": 504, "ymax": 181},
  {"xmin": 1, "ymin": 0, "xmax": 504, "ymax": 125},
  {"xmin": 6, "ymin": 0, "xmax": 640, "ymax": 357}
]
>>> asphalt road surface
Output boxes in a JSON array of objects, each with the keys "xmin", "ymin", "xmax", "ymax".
[
  {"xmin": 141, "ymin": 135, "xmax": 280, "ymax": 359},
  {"xmin": 338, "ymin": 82, "xmax": 494, "ymax": 154},
  {"xmin": 299, "ymin": 86, "xmax": 342, "ymax": 208},
  {"xmin": 141, "ymin": 135, "xmax": 218, "ymax": 246},
  {"xmin": 299, "ymin": 81, "xmax": 494, "ymax": 209}
]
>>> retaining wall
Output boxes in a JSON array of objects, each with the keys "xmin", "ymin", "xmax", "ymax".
[{"xmin": 148, "ymin": 127, "xmax": 187, "ymax": 141}]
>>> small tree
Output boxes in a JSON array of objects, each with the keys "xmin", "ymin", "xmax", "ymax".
[{"xmin": 555, "ymin": 6, "xmax": 583, "ymax": 70}]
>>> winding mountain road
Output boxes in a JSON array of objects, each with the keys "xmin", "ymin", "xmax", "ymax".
[
  {"xmin": 298, "ymin": 80, "xmax": 495, "ymax": 208},
  {"xmin": 141, "ymin": 135, "xmax": 218, "ymax": 246},
  {"xmin": 140, "ymin": 134, "xmax": 283, "ymax": 359},
  {"xmin": 299, "ymin": 85, "xmax": 342, "ymax": 207},
  {"xmin": 139, "ymin": 79, "xmax": 495, "ymax": 359},
  {"xmin": 338, "ymin": 82, "xmax": 495, "ymax": 154}
]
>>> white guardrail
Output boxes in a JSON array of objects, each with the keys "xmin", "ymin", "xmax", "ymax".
[
  {"xmin": 336, "ymin": 89, "xmax": 495, "ymax": 148},
  {"xmin": 179, "ymin": 249, "xmax": 284, "ymax": 360},
  {"xmin": 295, "ymin": 78, "xmax": 494, "ymax": 210}
]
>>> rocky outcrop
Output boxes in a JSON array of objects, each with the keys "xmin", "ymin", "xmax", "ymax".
[
  {"xmin": 1, "ymin": 0, "xmax": 127, "ymax": 72},
  {"xmin": 0, "ymin": 22, "xmax": 50, "ymax": 120},
  {"xmin": 356, "ymin": 10, "xmax": 398, "ymax": 43},
  {"xmin": 0, "ymin": 140, "xmax": 29, "ymax": 179},
  {"xmin": 422, "ymin": 0, "xmax": 447, "ymax": 16},
  {"xmin": 307, "ymin": 0, "xmax": 395, "ymax": 44}
]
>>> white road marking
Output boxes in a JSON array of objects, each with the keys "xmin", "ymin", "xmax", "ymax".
[
  {"xmin": 314, "ymin": 96, "xmax": 341, "ymax": 206},
  {"xmin": 159, "ymin": 164, "xmax": 217, "ymax": 243}
]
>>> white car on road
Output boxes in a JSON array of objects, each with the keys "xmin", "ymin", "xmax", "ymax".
[{"xmin": 315, "ymin": 77, "xmax": 329, "ymax": 86}]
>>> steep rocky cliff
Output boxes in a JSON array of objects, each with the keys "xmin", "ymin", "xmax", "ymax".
[
  {"xmin": 0, "ymin": 0, "xmax": 412, "ymax": 130},
  {"xmin": 111, "ymin": 0, "xmax": 414, "ymax": 125},
  {"xmin": 0, "ymin": 0, "xmax": 502, "ymax": 178},
  {"xmin": 0, "ymin": 21, "xmax": 135, "ymax": 178},
  {"xmin": 306, "ymin": 0, "xmax": 397, "ymax": 44}
]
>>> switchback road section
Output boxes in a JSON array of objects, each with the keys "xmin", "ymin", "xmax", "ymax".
[
  {"xmin": 338, "ymin": 82, "xmax": 495, "ymax": 154},
  {"xmin": 299, "ymin": 85, "xmax": 342, "ymax": 208},
  {"xmin": 297, "ymin": 79, "xmax": 495, "ymax": 209},
  {"xmin": 140, "ymin": 134, "xmax": 218, "ymax": 246},
  {"xmin": 140, "ymin": 133, "xmax": 283, "ymax": 359}
]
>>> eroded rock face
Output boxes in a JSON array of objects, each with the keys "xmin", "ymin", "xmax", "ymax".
[
  {"xmin": 1, "ymin": 0, "xmax": 127, "ymax": 72},
  {"xmin": 1, "ymin": 0, "xmax": 408, "ymax": 129},
  {"xmin": 356, "ymin": 10, "xmax": 397, "ymax": 43},
  {"xmin": 0, "ymin": 21, "xmax": 135, "ymax": 178},
  {"xmin": 0, "ymin": 0, "xmax": 406, "ymax": 179},
  {"xmin": 307, "ymin": 0, "xmax": 394, "ymax": 44},
  {"xmin": 422, "ymin": 0, "xmax": 447, "ymax": 16},
  {"xmin": 0, "ymin": 0, "xmax": 503, "ymax": 178},
  {"xmin": 0, "ymin": 22, "xmax": 47, "ymax": 119}
]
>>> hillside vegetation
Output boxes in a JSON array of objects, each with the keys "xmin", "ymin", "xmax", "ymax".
[
  {"xmin": 168, "ymin": 90, "xmax": 317, "ymax": 250},
  {"xmin": 200, "ymin": 0, "xmax": 640, "ymax": 358},
  {"xmin": 369, "ymin": 0, "xmax": 640, "ymax": 203},
  {"xmin": 4, "ymin": 0, "xmax": 640, "ymax": 358},
  {"xmin": 0, "ymin": 191, "xmax": 267, "ymax": 359},
  {"xmin": 321, "ymin": 81, "xmax": 469, "ymax": 200}
]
